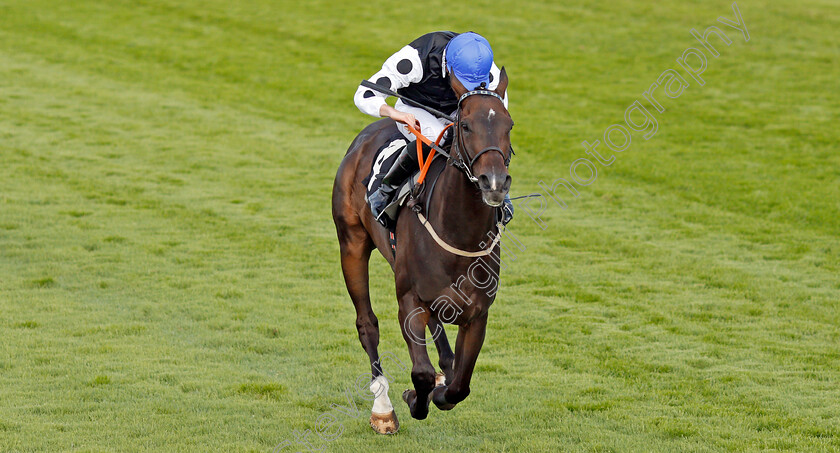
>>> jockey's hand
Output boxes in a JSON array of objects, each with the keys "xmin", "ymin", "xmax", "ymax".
[
  {"xmin": 379, "ymin": 105, "xmax": 421, "ymax": 130},
  {"xmin": 393, "ymin": 112, "xmax": 420, "ymax": 130}
]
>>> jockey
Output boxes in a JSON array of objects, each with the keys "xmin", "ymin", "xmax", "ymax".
[{"xmin": 354, "ymin": 31, "xmax": 514, "ymax": 225}]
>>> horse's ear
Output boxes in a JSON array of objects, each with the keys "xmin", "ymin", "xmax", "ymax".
[
  {"xmin": 449, "ymin": 70, "xmax": 469, "ymax": 98},
  {"xmin": 494, "ymin": 66, "xmax": 509, "ymax": 96}
]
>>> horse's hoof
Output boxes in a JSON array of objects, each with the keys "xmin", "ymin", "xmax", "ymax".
[
  {"xmin": 370, "ymin": 411, "xmax": 399, "ymax": 435},
  {"xmin": 434, "ymin": 371, "xmax": 446, "ymax": 387},
  {"xmin": 402, "ymin": 389, "xmax": 415, "ymax": 404}
]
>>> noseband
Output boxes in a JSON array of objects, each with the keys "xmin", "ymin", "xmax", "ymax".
[{"xmin": 451, "ymin": 89, "xmax": 511, "ymax": 184}]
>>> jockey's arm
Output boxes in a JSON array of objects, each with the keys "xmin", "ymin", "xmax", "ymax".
[{"xmin": 354, "ymin": 45, "xmax": 424, "ymax": 119}]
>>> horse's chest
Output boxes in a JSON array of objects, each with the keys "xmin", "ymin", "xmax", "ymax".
[{"xmin": 413, "ymin": 258, "xmax": 499, "ymax": 325}]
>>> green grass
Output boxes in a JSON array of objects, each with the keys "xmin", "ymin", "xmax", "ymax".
[{"xmin": 1, "ymin": 0, "xmax": 839, "ymax": 451}]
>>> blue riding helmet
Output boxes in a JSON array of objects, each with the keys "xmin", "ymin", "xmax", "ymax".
[{"xmin": 445, "ymin": 32, "xmax": 493, "ymax": 90}]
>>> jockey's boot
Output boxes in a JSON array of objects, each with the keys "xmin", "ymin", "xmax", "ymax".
[
  {"xmin": 369, "ymin": 141, "xmax": 420, "ymax": 222},
  {"xmin": 501, "ymin": 193, "xmax": 514, "ymax": 225}
]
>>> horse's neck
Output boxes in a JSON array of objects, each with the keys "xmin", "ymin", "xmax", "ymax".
[{"xmin": 427, "ymin": 160, "xmax": 497, "ymax": 250}]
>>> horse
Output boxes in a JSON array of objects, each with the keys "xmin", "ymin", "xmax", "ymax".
[{"xmin": 331, "ymin": 68, "xmax": 513, "ymax": 434}]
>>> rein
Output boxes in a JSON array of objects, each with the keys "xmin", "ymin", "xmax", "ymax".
[{"xmin": 403, "ymin": 123, "xmax": 452, "ymax": 185}]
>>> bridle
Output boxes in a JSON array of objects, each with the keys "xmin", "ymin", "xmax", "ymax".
[{"xmin": 449, "ymin": 89, "xmax": 512, "ymax": 185}]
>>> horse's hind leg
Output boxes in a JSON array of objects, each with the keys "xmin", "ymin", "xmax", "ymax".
[
  {"xmin": 338, "ymin": 228, "xmax": 379, "ymax": 374},
  {"xmin": 336, "ymin": 224, "xmax": 398, "ymax": 434},
  {"xmin": 428, "ymin": 316, "xmax": 454, "ymax": 386}
]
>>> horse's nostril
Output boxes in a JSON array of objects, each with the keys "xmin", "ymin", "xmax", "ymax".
[
  {"xmin": 478, "ymin": 174, "xmax": 491, "ymax": 191},
  {"xmin": 503, "ymin": 175, "xmax": 512, "ymax": 191}
]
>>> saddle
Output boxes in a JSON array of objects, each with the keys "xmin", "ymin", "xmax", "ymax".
[
  {"xmin": 364, "ymin": 147, "xmax": 448, "ymax": 256},
  {"xmin": 363, "ymin": 124, "xmax": 453, "ymax": 255},
  {"xmin": 366, "ymin": 150, "xmax": 447, "ymax": 228},
  {"xmin": 380, "ymin": 172, "xmax": 421, "ymax": 225},
  {"xmin": 381, "ymin": 156, "xmax": 447, "ymax": 256}
]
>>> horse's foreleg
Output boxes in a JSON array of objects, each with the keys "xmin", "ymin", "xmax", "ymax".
[
  {"xmin": 397, "ymin": 295, "xmax": 436, "ymax": 420},
  {"xmin": 427, "ymin": 316, "xmax": 455, "ymax": 386},
  {"xmin": 431, "ymin": 311, "xmax": 488, "ymax": 411}
]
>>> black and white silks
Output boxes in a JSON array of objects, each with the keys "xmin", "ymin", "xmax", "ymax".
[{"xmin": 354, "ymin": 31, "xmax": 508, "ymax": 131}]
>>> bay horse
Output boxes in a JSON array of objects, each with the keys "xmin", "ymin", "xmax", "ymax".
[{"xmin": 331, "ymin": 69, "xmax": 513, "ymax": 434}]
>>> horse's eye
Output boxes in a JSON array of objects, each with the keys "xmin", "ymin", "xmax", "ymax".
[{"xmin": 460, "ymin": 121, "xmax": 470, "ymax": 133}]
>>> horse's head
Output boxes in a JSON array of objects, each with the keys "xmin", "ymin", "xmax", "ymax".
[{"xmin": 450, "ymin": 67, "xmax": 513, "ymax": 208}]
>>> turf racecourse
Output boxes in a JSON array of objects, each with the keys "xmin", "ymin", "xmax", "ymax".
[{"xmin": 1, "ymin": 0, "xmax": 839, "ymax": 451}]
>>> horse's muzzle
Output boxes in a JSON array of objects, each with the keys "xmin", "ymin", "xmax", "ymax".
[{"xmin": 477, "ymin": 173, "xmax": 512, "ymax": 207}]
